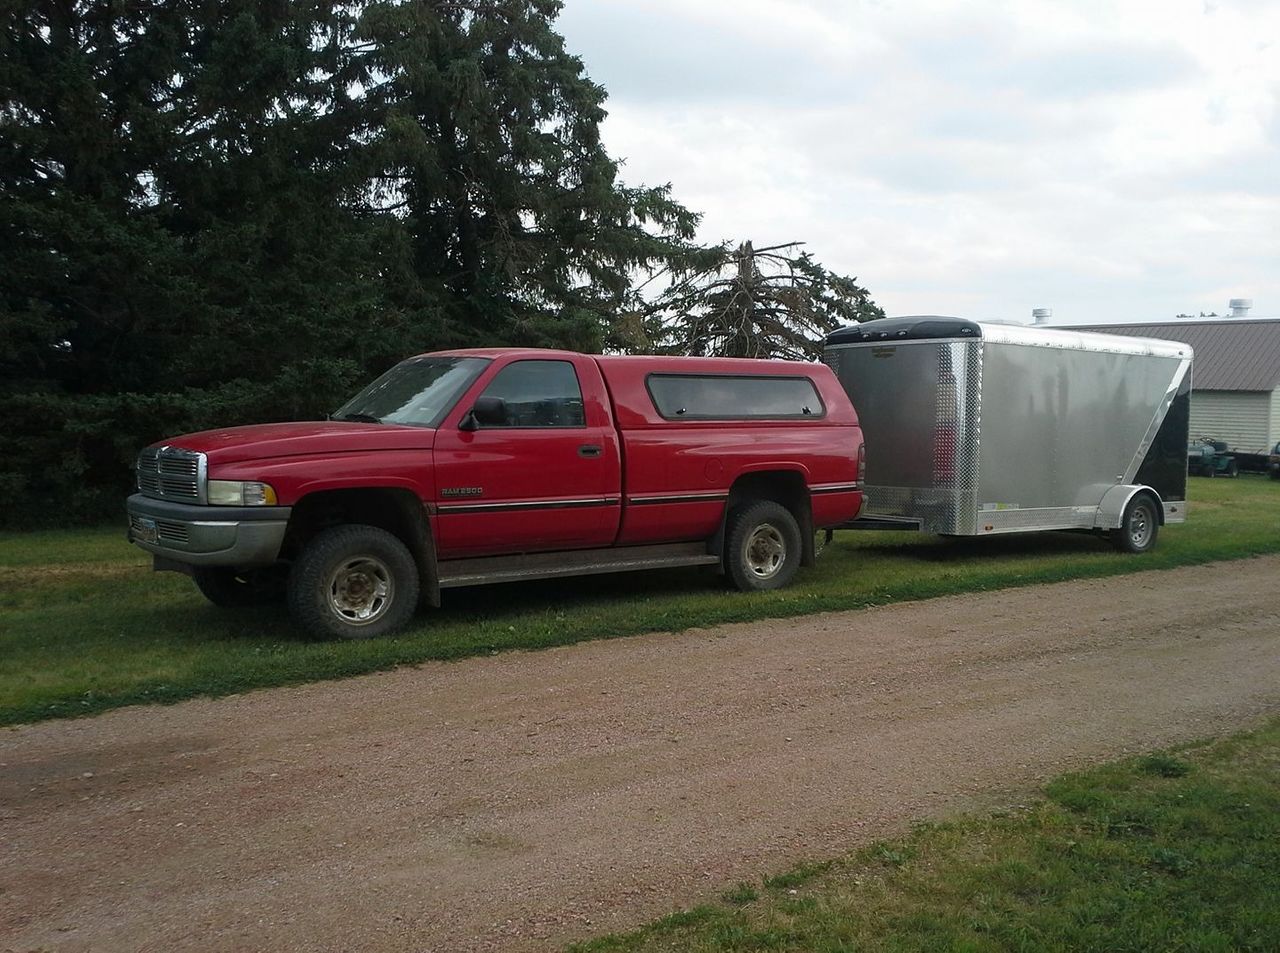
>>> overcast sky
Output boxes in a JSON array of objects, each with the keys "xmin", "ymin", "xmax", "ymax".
[{"xmin": 557, "ymin": 0, "xmax": 1280, "ymax": 325}]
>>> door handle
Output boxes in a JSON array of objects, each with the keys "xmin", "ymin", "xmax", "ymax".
[{"xmin": 578, "ymin": 444, "xmax": 603, "ymax": 458}]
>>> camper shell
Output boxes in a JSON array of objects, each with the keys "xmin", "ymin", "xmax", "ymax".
[{"xmin": 823, "ymin": 316, "xmax": 1192, "ymax": 542}]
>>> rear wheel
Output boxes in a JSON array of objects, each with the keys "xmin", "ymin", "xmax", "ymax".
[
  {"xmin": 725, "ymin": 500, "xmax": 802, "ymax": 592},
  {"xmin": 1111, "ymin": 494, "xmax": 1159, "ymax": 554},
  {"xmin": 287, "ymin": 525, "xmax": 419, "ymax": 639},
  {"xmin": 192, "ymin": 566, "xmax": 285, "ymax": 607}
]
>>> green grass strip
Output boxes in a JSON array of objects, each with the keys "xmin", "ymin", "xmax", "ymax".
[
  {"xmin": 570, "ymin": 719, "xmax": 1280, "ymax": 952},
  {"xmin": 2, "ymin": 476, "xmax": 1279, "ymax": 726}
]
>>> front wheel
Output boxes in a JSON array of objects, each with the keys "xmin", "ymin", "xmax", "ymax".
[
  {"xmin": 725, "ymin": 500, "xmax": 802, "ymax": 592},
  {"xmin": 1111, "ymin": 494, "xmax": 1160, "ymax": 554},
  {"xmin": 287, "ymin": 525, "xmax": 420, "ymax": 639}
]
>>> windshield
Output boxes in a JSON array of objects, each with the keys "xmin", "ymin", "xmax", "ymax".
[{"xmin": 333, "ymin": 357, "xmax": 489, "ymax": 428}]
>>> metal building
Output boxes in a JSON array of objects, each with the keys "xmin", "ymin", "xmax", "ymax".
[{"xmin": 1067, "ymin": 317, "xmax": 1280, "ymax": 453}]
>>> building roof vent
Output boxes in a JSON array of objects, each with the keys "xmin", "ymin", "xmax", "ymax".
[
  {"xmin": 1228, "ymin": 298, "xmax": 1252, "ymax": 317},
  {"xmin": 1031, "ymin": 308, "xmax": 1052, "ymax": 325}
]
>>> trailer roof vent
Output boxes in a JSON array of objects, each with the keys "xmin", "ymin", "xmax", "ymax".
[
  {"xmin": 1228, "ymin": 298, "xmax": 1252, "ymax": 317},
  {"xmin": 1032, "ymin": 308, "xmax": 1052, "ymax": 325}
]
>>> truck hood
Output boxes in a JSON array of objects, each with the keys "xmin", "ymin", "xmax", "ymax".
[{"xmin": 157, "ymin": 421, "xmax": 436, "ymax": 465}]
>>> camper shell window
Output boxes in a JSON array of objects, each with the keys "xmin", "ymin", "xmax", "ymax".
[{"xmin": 646, "ymin": 374, "xmax": 825, "ymax": 420}]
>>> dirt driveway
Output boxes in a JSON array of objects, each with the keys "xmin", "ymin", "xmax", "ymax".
[{"xmin": 3, "ymin": 556, "xmax": 1279, "ymax": 952}]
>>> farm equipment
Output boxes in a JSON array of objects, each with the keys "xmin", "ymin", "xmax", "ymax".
[{"xmin": 1186, "ymin": 438, "xmax": 1238, "ymax": 478}]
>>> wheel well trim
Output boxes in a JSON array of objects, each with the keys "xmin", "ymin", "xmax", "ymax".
[
  {"xmin": 1094, "ymin": 484, "xmax": 1165, "ymax": 531},
  {"xmin": 286, "ymin": 486, "xmax": 440, "ymax": 608},
  {"xmin": 710, "ymin": 469, "xmax": 815, "ymax": 566}
]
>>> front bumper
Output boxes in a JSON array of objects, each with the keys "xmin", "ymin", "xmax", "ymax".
[{"xmin": 126, "ymin": 493, "xmax": 291, "ymax": 568}]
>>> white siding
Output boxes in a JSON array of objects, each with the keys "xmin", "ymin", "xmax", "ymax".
[
  {"xmin": 1271, "ymin": 388, "xmax": 1280, "ymax": 449},
  {"xmin": 1189, "ymin": 390, "xmax": 1272, "ymax": 451}
]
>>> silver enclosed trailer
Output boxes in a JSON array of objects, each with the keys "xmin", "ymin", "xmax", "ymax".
[{"xmin": 823, "ymin": 317, "xmax": 1192, "ymax": 552}]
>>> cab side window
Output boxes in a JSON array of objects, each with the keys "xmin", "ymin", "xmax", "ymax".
[{"xmin": 478, "ymin": 360, "xmax": 586, "ymax": 428}]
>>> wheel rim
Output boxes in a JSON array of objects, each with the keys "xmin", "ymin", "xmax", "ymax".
[
  {"xmin": 326, "ymin": 556, "xmax": 394, "ymax": 626},
  {"xmin": 1128, "ymin": 503, "xmax": 1154, "ymax": 549},
  {"xmin": 744, "ymin": 523, "xmax": 786, "ymax": 579}
]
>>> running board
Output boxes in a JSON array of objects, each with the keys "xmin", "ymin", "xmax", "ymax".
[{"xmin": 438, "ymin": 542, "xmax": 721, "ymax": 589}]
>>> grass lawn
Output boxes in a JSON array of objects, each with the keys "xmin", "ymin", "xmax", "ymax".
[
  {"xmin": 569, "ymin": 719, "xmax": 1280, "ymax": 953},
  {"xmin": 2, "ymin": 476, "xmax": 1278, "ymax": 726}
]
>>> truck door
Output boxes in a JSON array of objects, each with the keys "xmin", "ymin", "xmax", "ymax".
[{"xmin": 433, "ymin": 357, "xmax": 622, "ymax": 558}]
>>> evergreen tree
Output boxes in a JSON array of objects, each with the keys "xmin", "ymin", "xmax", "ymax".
[
  {"xmin": 0, "ymin": 0, "xmax": 719, "ymax": 524},
  {"xmin": 646, "ymin": 241, "xmax": 884, "ymax": 360},
  {"xmin": 354, "ymin": 0, "xmax": 707, "ymax": 352},
  {"xmin": 0, "ymin": 1, "xmax": 399, "ymax": 519}
]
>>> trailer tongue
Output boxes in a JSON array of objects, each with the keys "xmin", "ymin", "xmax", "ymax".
[{"xmin": 823, "ymin": 316, "xmax": 1193, "ymax": 553}]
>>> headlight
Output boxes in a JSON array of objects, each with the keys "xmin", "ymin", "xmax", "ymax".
[{"xmin": 207, "ymin": 480, "xmax": 278, "ymax": 506}]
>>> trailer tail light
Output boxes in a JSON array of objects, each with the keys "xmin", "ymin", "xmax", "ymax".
[{"xmin": 858, "ymin": 442, "xmax": 866, "ymax": 486}]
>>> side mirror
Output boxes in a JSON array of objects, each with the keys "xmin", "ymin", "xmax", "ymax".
[
  {"xmin": 464, "ymin": 395, "xmax": 507, "ymax": 428},
  {"xmin": 458, "ymin": 410, "xmax": 479, "ymax": 432}
]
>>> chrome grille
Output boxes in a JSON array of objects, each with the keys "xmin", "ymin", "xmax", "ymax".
[{"xmin": 136, "ymin": 446, "xmax": 205, "ymax": 502}]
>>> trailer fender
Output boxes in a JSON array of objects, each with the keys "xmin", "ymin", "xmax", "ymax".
[{"xmin": 1094, "ymin": 485, "xmax": 1164, "ymax": 531}]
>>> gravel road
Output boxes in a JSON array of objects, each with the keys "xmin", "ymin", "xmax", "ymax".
[{"xmin": 3, "ymin": 556, "xmax": 1279, "ymax": 952}]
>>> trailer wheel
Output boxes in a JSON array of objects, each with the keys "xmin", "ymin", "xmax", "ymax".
[
  {"xmin": 1111, "ymin": 494, "xmax": 1159, "ymax": 554},
  {"xmin": 1226, "ymin": 459, "xmax": 1239, "ymax": 478},
  {"xmin": 726, "ymin": 500, "xmax": 802, "ymax": 592},
  {"xmin": 288, "ymin": 525, "xmax": 419, "ymax": 639},
  {"xmin": 192, "ymin": 566, "xmax": 285, "ymax": 607}
]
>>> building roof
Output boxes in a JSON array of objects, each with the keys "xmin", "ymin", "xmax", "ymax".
[{"xmin": 1064, "ymin": 318, "xmax": 1280, "ymax": 392}]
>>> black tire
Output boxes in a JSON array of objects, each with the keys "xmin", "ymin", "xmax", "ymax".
[
  {"xmin": 287, "ymin": 525, "xmax": 419, "ymax": 639},
  {"xmin": 1226, "ymin": 460, "xmax": 1239, "ymax": 478},
  {"xmin": 192, "ymin": 566, "xmax": 286, "ymax": 607},
  {"xmin": 725, "ymin": 500, "xmax": 802, "ymax": 592},
  {"xmin": 1111, "ymin": 494, "xmax": 1160, "ymax": 554}
]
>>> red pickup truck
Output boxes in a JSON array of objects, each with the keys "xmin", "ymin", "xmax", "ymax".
[{"xmin": 127, "ymin": 349, "xmax": 864, "ymax": 638}]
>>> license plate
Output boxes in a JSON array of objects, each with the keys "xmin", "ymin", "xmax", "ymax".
[{"xmin": 133, "ymin": 517, "xmax": 158, "ymax": 545}]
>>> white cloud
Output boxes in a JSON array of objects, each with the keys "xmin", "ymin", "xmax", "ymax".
[{"xmin": 558, "ymin": 0, "xmax": 1280, "ymax": 323}]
